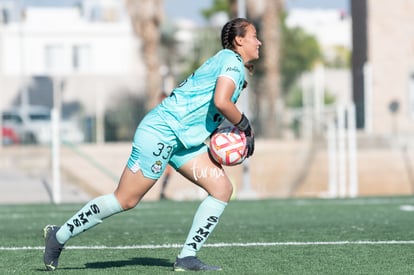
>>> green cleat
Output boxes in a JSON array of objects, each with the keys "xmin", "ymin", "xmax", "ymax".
[
  {"xmin": 174, "ymin": 256, "xmax": 222, "ymax": 271},
  {"xmin": 43, "ymin": 225, "xmax": 64, "ymax": 271}
]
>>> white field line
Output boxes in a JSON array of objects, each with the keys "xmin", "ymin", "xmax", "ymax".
[{"xmin": 2, "ymin": 240, "xmax": 414, "ymax": 251}]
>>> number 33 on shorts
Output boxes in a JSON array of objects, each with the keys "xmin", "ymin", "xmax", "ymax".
[{"xmin": 151, "ymin": 142, "xmax": 172, "ymax": 174}]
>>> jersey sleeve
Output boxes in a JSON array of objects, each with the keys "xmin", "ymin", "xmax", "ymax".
[{"xmin": 218, "ymin": 54, "xmax": 244, "ymax": 87}]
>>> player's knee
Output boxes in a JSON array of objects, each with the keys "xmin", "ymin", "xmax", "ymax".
[
  {"xmin": 117, "ymin": 196, "xmax": 141, "ymax": 210},
  {"xmin": 224, "ymin": 181, "xmax": 234, "ymax": 196},
  {"xmin": 123, "ymin": 200, "xmax": 138, "ymax": 210},
  {"xmin": 211, "ymin": 180, "xmax": 233, "ymax": 202}
]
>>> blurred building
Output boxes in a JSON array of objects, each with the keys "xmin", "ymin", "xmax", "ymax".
[
  {"xmin": 287, "ymin": 8, "xmax": 353, "ymax": 128},
  {"xmin": 288, "ymin": 2, "xmax": 414, "ymax": 139},
  {"xmin": 352, "ymin": 0, "xmax": 414, "ymax": 137},
  {"xmin": 286, "ymin": 8, "xmax": 351, "ymax": 55},
  {"xmin": 0, "ymin": 0, "xmax": 145, "ymax": 125}
]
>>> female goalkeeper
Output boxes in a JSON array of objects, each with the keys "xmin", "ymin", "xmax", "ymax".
[{"xmin": 43, "ymin": 17, "xmax": 261, "ymax": 272}]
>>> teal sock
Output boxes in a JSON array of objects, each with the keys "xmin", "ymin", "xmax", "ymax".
[
  {"xmin": 55, "ymin": 193, "xmax": 123, "ymax": 244},
  {"xmin": 178, "ymin": 196, "xmax": 227, "ymax": 258}
]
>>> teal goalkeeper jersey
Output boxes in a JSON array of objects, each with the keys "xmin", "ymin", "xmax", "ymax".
[{"xmin": 156, "ymin": 49, "xmax": 246, "ymax": 148}]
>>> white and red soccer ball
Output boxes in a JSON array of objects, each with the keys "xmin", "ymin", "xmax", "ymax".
[{"xmin": 209, "ymin": 126, "xmax": 247, "ymax": 166}]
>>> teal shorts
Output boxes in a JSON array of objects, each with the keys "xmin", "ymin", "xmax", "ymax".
[{"xmin": 127, "ymin": 110, "xmax": 208, "ymax": 179}]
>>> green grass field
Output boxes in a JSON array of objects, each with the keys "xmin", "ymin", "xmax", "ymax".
[{"xmin": 2, "ymin": 196, "xmax": 414, "ymax": 274}]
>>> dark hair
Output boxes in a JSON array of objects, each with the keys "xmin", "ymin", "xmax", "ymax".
[
  {"xmin": 221, "ymin": 18, "xmax": 254, "ymax": 74},
  {"xmin": 221, "ymin": 18, "xmax": 251, "ymax": 50}
]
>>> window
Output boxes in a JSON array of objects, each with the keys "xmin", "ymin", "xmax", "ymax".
[
  {"xmin": 45, "ymin": 44, "xmax": 64, "ymax": 72},
  {"xmin": 29, "ymin": 113, "xmax": 50, "ymax": 121},
  {"xmin": 2, "ymin": 113, "xmax": 23, "ymax": 124},
  {"xmin": 73, "ymin": 45, "xmax": 91, "ymax": 71}
]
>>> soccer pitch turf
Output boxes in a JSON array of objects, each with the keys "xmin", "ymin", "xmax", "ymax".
[{"xmin": 2, "ymin": 197, "xmax": 414, "ymax": 274}]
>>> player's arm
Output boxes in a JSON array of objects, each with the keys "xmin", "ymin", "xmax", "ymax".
[
  {"xmin": 214, "ymin": 76, "xmax": 242, "ymax": 124},
  {"xmin": 214, "ymin": 76, "xmax": 255, "ymax": 157}
]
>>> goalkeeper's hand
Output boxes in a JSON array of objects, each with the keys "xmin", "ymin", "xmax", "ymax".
[{"xmin": 235, "ymin": 113, "xmax": 255, "ymax": 158}]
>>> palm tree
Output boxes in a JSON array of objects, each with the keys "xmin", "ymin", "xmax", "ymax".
[
  {"xmin": 260, "ymin": 0, "xmax": 283, "ymax": 137},
  {"xmin": 244, "ymin": 0, "xmax": 284, "ymax": 138},
  {"xmin": 125, "ymin": 0, "xmax": 163, "ymax": 111}
]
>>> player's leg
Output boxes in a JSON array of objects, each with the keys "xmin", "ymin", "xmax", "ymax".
[
  {"xmin": 43, "ymin": 167, "xmax": 157, "ymax": 271},
  {"xmin": 160, "ymin": 165, "xmax": 172, "ymax": 199},
  {"xmin": 43, "ymin": 192, "xmax": 124, "ymax": 271},
  {"xmin": 43, "ymin": 111, "xmax": 169, "ymax": 271},
  {"xmin": 114, "ymin": 166, "xmax": 157, "ymax": 209},
  {"xmin": 179, "ymin": 151, "xmax": 233, "ymax": 202},
  {"xmin": 171, "ymin": 147, "xmax": 233, "ymax": 271},
  {"xmin": 52, "ymin": 164, "xmax": 157, "ymax": 241}
]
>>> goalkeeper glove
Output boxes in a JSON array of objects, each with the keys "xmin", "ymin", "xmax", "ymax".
[{"xmin": 235, "ymin": 113, "xmax": 255, "ymax": 157}]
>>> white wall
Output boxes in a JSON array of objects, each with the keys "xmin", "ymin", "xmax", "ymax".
[{"xmin": 0, "ymin": 6, "xmax": 145, "ymax": 112}]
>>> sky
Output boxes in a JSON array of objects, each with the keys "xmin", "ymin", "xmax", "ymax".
[
  {"xmin": 164, "ymin": 0, "xmax": 349, "ymax": 26},
  {"xmin": 3, "ymin": 0, "xmax": 350, "ymax": 26},
  {"xmin": 286, "ymin": 0, "xmax": 349, "ymax": 10}
]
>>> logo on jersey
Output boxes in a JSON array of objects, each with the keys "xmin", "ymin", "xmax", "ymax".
[
  {"xmin": 151, "ymin": 160, "xmax": 163, "ymax": 174},
  {"xmin": 213, "ymin": 113, "xmax": 223, "ymax": 123},
  {"xmin": 226, "ymin": 66, "xmax": 240, "ymax": 73}
]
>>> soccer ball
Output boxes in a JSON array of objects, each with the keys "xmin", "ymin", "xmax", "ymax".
[{"xmin": 209, "ymin": 125, "xmax": 247, "ymax": 166}]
